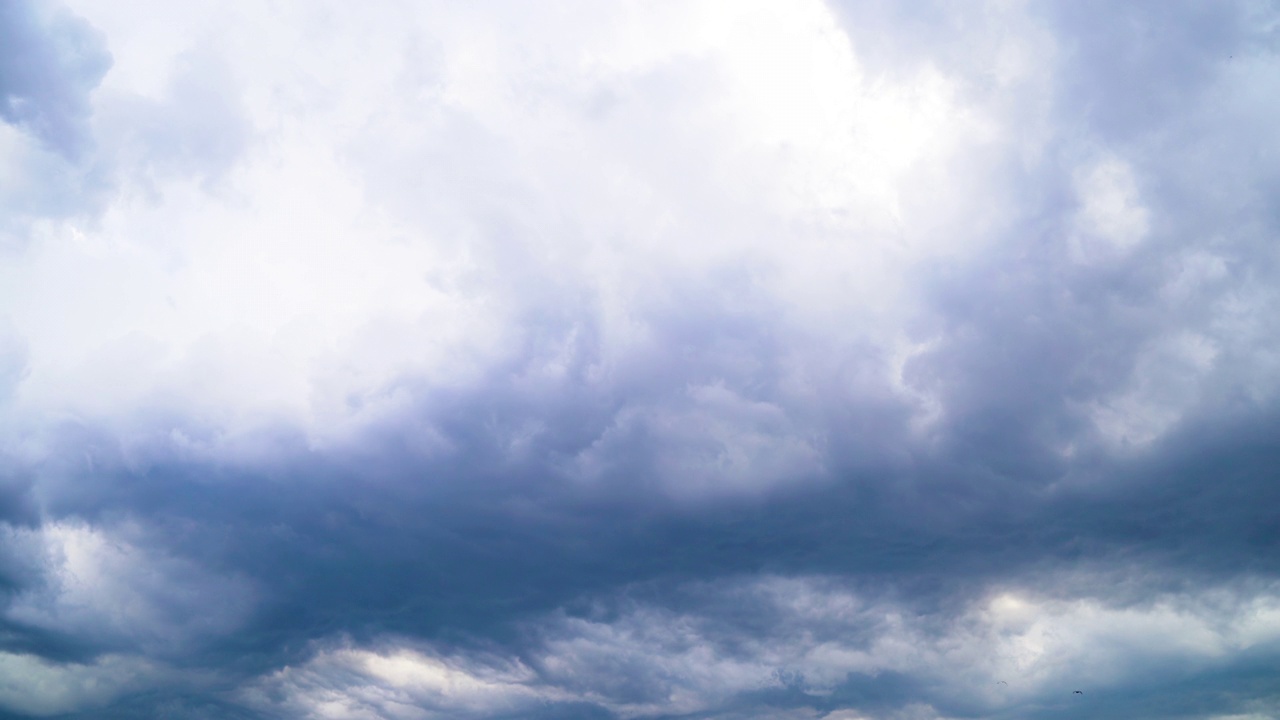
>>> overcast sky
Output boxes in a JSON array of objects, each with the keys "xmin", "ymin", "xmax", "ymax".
[{"xmin": 2, "ymin": 1, "xmax": 1279, "ymax": 718}]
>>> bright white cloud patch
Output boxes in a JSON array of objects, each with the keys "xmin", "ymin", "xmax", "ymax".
[
  {"xmin": 243, "ymin": 643, "xmax": 556, "ymax": 720},
  {"xmin": 1, "ymin": 0, "xmax": 1002, "ymax": 481}
]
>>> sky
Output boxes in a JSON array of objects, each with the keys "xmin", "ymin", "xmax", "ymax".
[{"xmin": 1, "ymin": 1, "xmax": 1279, "ymax": 718}]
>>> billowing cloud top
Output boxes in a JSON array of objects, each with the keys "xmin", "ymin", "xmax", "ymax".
[{"xmin": 2, "ymin": 1, "xmax": 1279, "ymax": 718}]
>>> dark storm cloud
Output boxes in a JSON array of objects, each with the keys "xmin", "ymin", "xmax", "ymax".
[
  {"xmin": 14, "ymin": 329, "xmax": 1279, "ymax": 718},
  {"xmin": 0, "ymin": 1, "xmax": 109, "ymax": 157},
  {"xmin": 3, "ymin": 1, "xmax": 1280, "ymax": 719}
]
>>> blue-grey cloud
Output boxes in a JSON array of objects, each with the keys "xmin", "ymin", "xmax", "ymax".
[
  {"xmin": 0, "ymin": 1, "xmax": 111, "ymax": 253},
  {"xmin": 0, "ymin": 1, "xmax": 109, "ymax": 156},
  {"xmin": 1, "ymin": 1, "xmax": 1279, "ymax": 718}
]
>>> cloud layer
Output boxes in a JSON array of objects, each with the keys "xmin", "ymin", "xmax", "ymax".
[{"xmin": 2, "ymin": 0, "xmax": 1279, "ymax": 718}]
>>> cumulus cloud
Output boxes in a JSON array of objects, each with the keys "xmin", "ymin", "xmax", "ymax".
[{"xmin": 0, "ymin": 0, "xmax": 1278, "ymax": 717}]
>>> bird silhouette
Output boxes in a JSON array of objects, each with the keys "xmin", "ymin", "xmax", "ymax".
[
  {"xmin": 996, "ymin": 681, "xmax": 1008, "ymax": 686},
  {"xmin": 1073, "ymin": 690, "xmax": 1083, "ymax": 694}
]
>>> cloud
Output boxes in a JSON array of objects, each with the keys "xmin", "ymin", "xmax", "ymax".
[
  {"xmin": 0, "ymin": 0, "xmax": 1279, "ymax": 717},
  {"xmin": 238, "ymin": 575, "xmax": 1280, "ymax": 720},
  {"xmin": 569, "ymin": 381, "xmax": 829, "ymax": 500},
  {"xmin": 93, "ymin": 46, "xmax": 251, "ymax": 191},
  {"xmin": 3, "ymin": 0, "xmax": 1000, "ymax": 459},
  {"xmin": 0, "ymin": 650, "xmax": 161, "ymax": 717},
  {"xmin": 0, "ymin": 1, "xmax": 109, "ymax": 155},
  {"xmin": 0, "ymin": 1, "xmax": 111, "ymax": 253},
  {"xmin": 2, "ymin": 521, "xmax": 256, "ymax": 657},
  {"xmin": 242, "ymin": 642, "xmax": 557, "ymax": 720}
]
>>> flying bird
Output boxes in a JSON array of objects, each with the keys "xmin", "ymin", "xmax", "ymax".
[
  {"xmin": 996, "ymin": 681, "xmax": 1008, "ymax": 685},
  {"xmin": 1073, "ymin": 690, "xmax": 1084, "ymax": 694}
]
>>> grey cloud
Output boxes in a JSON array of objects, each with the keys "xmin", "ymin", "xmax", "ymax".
[
  {"xmin": 9, "ymin": 342, "xmax": 1276, "ymax": 716},
  {"xmin": 9, "ymin": 256, "xmax": 1280, "ymax": 715},
  {"xmin": 0, "ymin": 1, "xmax": 109, "ymax": 157},
  {"xmin": 0, "ymin": 322, "xmax": 29, "ymax": 407},
  {"xmin": 1044, "ymin": 0, "xmax": 1274, "ymax": 141},
  {"xmin": 3, "ymin": 0, "xmax": 1280, "ymax": 718},
  {"xmin": 0, "ymin": 2, "xmax": 112, "ymax": 251},
  {"xmin": 228, "ymin": 574, "xmax": 1280, "ymax": 720}
]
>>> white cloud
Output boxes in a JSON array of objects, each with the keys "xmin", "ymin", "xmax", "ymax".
[
  {"xmin": 242, "ymin": 642, "xmax": 559, "ymax": 720},
  {"xmin": 0, "ymin": 0, "xmax": 1014, "ymax": 485}
]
